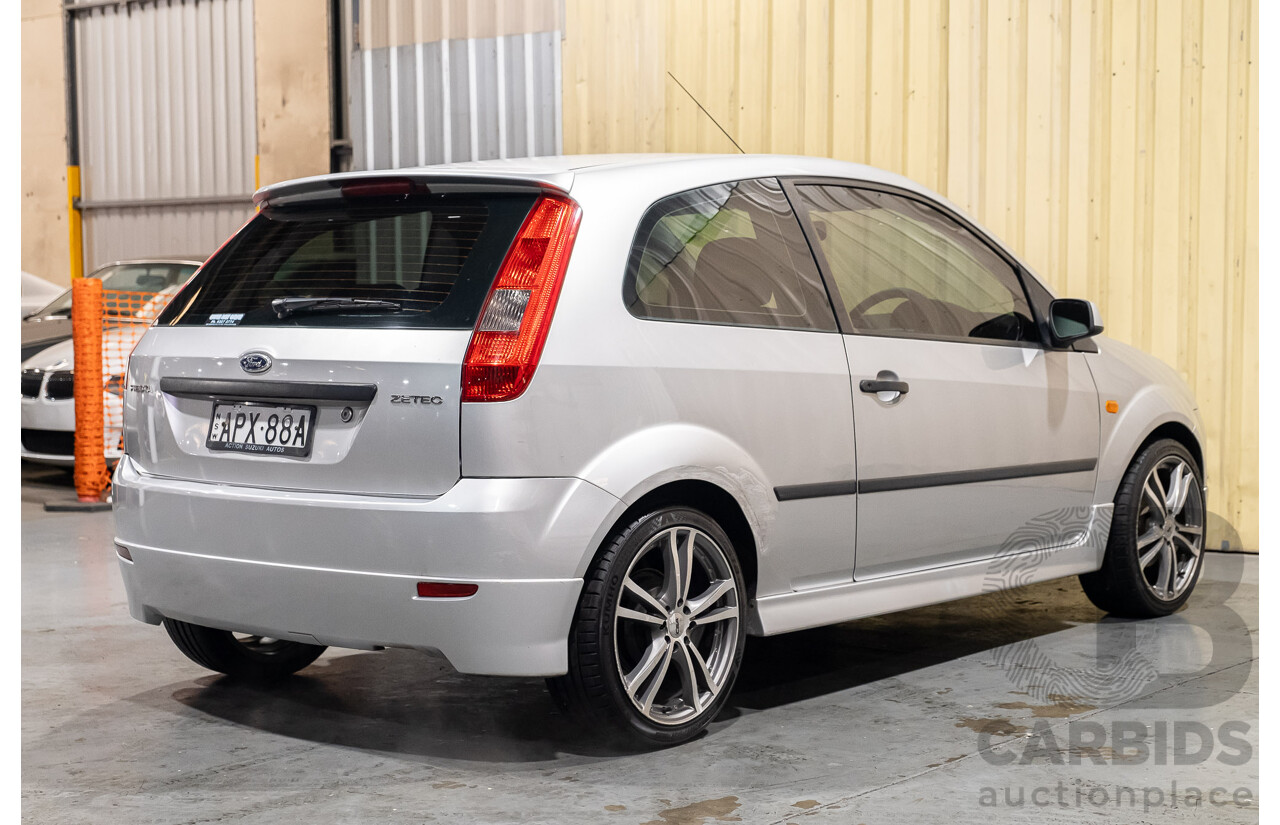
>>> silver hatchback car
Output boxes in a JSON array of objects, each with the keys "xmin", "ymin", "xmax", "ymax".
[{"xmin": 114, "ymin": 155, "xmax": 1206, "ymax": 745}]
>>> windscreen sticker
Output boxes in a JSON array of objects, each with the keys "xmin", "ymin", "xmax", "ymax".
[{"xmin": 206, "ymin": 313, "xmax": 244, "ymax": 326}]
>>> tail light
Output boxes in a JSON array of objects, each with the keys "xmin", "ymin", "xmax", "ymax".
[{"xmin": 462, "ymin": 194, "xmax": 582, "ymax": 402}]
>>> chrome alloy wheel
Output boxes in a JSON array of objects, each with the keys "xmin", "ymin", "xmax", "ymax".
[
  {"xmin": 1136, "ymin": 456, "xmax": 1204, "ymax": 601},
  {"xmin": 612, "ymin": 525, "xmax": 740, "ymax": 726}
]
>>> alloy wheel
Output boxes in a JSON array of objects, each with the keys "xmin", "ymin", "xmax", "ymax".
[
  {"xmin": 612, "ymin": 525, "xmax": 740, "ymax": 726},
  {"xmin": 1135, "ymin": 456, "xmax": 1204, "ymax": 601}
]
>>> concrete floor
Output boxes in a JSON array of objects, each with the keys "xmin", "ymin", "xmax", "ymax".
[{"xmin": 22, "ymin": 465, "xmax": 1258, "ymax": 824}]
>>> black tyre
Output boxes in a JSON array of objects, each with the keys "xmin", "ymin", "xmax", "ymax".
[
  {"xmin": 163, "ymin": 618, "xmax": 326, "ymax": 681},
  {"xmin": 1079, "ymin": 438, "xmax": 1205, "ymax": 617},
  {"xmin": 549, "ymin": 507, "xmax": 747, "ymax": 746}
]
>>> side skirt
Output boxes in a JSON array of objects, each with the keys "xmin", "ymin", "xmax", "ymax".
[{"xmin": 753, "ymin": 503, "xmax": 1113, "ymax": 636}]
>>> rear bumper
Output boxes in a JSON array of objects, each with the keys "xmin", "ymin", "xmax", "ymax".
[{"xmin": 112, "ymin": 457, "xmax": 623, "ymax": 676}]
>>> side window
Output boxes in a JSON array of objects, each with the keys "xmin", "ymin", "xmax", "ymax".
[
  {"xmin": 624, "ymin": 178, "xmax": 836, "ymax": 331},
  {"xmin": 794, "ymin": 185, "xmax": 1038, "ymax": 343}
]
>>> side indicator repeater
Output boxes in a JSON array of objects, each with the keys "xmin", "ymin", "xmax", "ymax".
[{"xmin": 1105, "ymin": 400, "xmax": 1119, "ymax": 414}]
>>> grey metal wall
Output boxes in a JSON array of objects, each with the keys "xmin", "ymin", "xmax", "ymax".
[
  {"xmin": 346, "ymin": 0, "xmax": 562, "ymax": 171},
  {"xmin": 72, "ymin": 0, "xmax": 257, "ymax": 270}
]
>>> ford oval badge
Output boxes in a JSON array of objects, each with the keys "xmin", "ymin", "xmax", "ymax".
[{"xmin": 239, "ymin": 352, "xmax": 272, "ymax": 375}]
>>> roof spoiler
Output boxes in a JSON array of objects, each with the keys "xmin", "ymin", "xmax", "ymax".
[{"xmin": 253, "ymin": 171, "xmax": 572, "ymax": 209}]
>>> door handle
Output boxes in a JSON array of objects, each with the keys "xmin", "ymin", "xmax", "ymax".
[{"xmin": 859, "ymin": 379, "xmax": 909, "ymax": 395}]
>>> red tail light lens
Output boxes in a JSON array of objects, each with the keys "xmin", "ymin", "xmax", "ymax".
[{"xmin": 462, "ymin": 195, "xmax": 582, "ymax": 402}]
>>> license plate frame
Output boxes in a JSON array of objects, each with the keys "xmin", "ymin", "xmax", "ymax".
[{"xmin": 206, "ymin": 400, "xmax": 317, "ymax": 458}]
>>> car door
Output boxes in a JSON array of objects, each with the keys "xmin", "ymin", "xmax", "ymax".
[
  {"xmin": 788, "ymin": 182, "xmax": 1100, "ymax": 579},
  {"xmin": 619, "ymin": 177, "xmax": 860, "ymax": 594}
]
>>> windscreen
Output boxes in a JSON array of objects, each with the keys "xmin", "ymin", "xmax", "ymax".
[
  {"xmin": 35, "ymin": 262, "xmax": 198, "ymax": 318},
  {"xmin": 157, "ymin": 194, "xmax": 536, "ymax": 329}
]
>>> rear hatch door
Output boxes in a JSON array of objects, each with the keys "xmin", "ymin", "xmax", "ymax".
[{"xmin": 125, "ymin": 184, "xmax": 540, "ymax": 497}]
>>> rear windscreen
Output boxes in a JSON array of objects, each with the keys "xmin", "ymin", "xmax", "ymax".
[{"xmin": 157, "ymin": 194, "xmax": 536, "ymax": 328}]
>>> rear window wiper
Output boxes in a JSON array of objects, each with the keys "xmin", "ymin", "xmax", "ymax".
[{"xmin": 271, "ymin": 296, "xmax": 402, "ymax": 319}]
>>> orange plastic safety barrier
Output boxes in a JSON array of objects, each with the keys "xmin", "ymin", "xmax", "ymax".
[
  {"xmin": 71, "ymin": 278, "xmax": 109, "ymax": 501},
  {"xmin": 71, "ymin": 282, "xmax": 170, "ymax": 502}
]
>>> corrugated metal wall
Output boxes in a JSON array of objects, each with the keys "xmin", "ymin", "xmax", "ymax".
[
  {"xmin": 346, "ymin": 0, "xmax": 562, "ymax": 170},
  {"xmin": 563, "ymin": 0, "xmax": 1259, "ymax": 552},
  {"xmin": 72, "ymin": 0, "xmax": 257, "ymax": 269}
]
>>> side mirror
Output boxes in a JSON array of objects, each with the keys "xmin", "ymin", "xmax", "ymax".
[{"xmin": 1048, "ymin": 298, "xmax": 1103, "ymax": 345}]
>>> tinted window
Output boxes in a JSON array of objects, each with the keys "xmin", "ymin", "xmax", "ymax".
[
  {"xmin": 624, "ymin": 178, "xmax": 836, "ymax": 331},
  {"xmin": 158, "ymin": 194, "xmax": 535, "ymax": 328},
  {"xmin": 795, "ymin": 186, "xmax": 1037, "ymax": 343}
]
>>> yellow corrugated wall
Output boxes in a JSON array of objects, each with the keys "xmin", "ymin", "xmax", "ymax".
[{"xmin": 563, "ymin": 0, "xmax": 1259, "ymax": 551}]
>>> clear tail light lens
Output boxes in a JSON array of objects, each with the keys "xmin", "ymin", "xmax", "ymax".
[{"xmin": 462, "ymin": 195, "xmax": 582, "ymax": 402}]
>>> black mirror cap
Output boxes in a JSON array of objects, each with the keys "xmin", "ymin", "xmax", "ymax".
[{"xmin": 1048, "ymin": 298, "xmax": 1104, "ymax": 346}]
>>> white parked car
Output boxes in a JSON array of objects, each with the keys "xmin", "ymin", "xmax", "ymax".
[
  {"xmin": 113, "ymin": 155, "xmax": 1206, "ymax": 744},
  {"xmin": 21, "ymin": 260, "xmax": 201, "ymax": 362},
  {"xmin": 21, "ymin": 272, "xmax": 64, "ymax": 319},
  {"xmin": 21, "ymin": 286, "xmax": 181, "ymax": 465}
]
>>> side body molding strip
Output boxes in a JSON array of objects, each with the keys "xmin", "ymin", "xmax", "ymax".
[{"xmin": 774, "ymin": 458, "xmax": 1097, "ymax": 501}]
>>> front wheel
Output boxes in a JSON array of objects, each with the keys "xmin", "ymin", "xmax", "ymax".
[
  {"xmin": 1079, "ymin": 439, "xmax": 1206, "ymax": 617},
  {"xmin": 163, "ymin": 619, "xmax": 326, "ymax": 681},
  {"xmin": 549, "ymin": 507, "xmax": 746, "ymax": 746}
]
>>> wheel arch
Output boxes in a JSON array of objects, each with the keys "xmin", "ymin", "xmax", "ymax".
[
  {"xmin": 579, "ymin": 476, "xmax": 765, "ymax": 635},
  {"xmin": 1096, "ymin": 413, "xmax": 1204, "ymax": 507},
  {"xmin": 1094, "ymin": 382, "xmax": 1204, "ymax": 508},
  {"xmin": 572, "ymin": 420, "xmax": 773, "ymax": 569},
  {"xmin": 1087, "ymin": 337, "xmax": 1204, "ymax": 509},
  {"xmin": 1137, "ymin": 421, "xmax": 1204, "ymax": 477},
  {"xmin": 614, "ymin": 479, "xmax": 758, "ymax": 596}
]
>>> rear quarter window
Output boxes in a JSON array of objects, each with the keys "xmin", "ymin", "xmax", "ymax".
[{"xmin": 623, "ymin": 178, "xmax": 836, "ymax": 332}]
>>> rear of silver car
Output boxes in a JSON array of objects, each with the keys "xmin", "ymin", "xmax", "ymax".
[{"xmin": 112, "ymin": 175, "xmax": 614, "ymax": 676}]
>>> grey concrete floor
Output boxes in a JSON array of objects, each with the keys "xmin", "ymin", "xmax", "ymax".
[{"xmin": 22, "ymin": 464, "xmax": 1258, "ymax": 824}]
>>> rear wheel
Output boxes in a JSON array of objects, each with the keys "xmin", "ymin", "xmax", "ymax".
[
  {"xmin": 163, "ymin": 618, "xmax": 326, "ymax": 681},
  {"xmin": 550, "ymin": 507, "xmax": 746, "ymax": 746},
  {"xmin": 1079, "ymin": 439, "xmax": 1205, "ymax": 617}
]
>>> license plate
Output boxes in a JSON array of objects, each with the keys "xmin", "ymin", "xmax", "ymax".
[{"xmin": 207, "ymin": 401, "xmax": 316, "ymax": 457}]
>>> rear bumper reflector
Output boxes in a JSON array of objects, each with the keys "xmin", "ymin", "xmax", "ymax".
[{"xmin": 416, "ymin": 582, "xmax": 479, "ymax": 599}]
